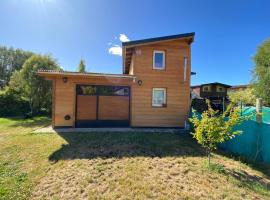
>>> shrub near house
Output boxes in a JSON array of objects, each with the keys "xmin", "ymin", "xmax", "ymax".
[
  {"xmin": 0, "ymin": 55, "xmax": 61, "ymax": 117},
  {"xmin": 190, "ymin": 100, "xmax": 245, "ymax": 165}
]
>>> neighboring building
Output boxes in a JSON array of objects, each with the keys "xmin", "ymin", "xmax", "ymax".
[
  {"xmin": 191, "ymin": 82, "xmax": 232, "ymax": 99},
  {"xmin": 191, "ymin": 82, "xmax": 231, "ymax": 109},
  {"xmin": 228, "ymin": 84, "xmax": 249, "ymax": 93},
  {"xmin": 38, "ymin": 32, "xmax": 195, "ymax": 128}
]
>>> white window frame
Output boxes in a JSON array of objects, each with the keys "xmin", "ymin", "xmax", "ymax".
[
  {"xmin": 202, "ymin": 85, "xmax": 211, "ymax": 92},
  {"xmin": 153, "ymin": 50, "xmax": 165, "ymax": 70},
  {"xmin": 152, "ymin": 88, "xmax": 167, "ymax": 107},
  {"xmin": 216, "ymin": 86, "xmax": 225, "ymax": 92}
]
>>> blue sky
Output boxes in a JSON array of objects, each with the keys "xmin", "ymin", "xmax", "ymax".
[{"xmin": 0, "ymin": 0, "xmax": 269, "ymax": 85}]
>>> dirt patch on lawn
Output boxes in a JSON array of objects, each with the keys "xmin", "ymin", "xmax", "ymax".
[
  {"xmin": 30, "ymin": 132, "xmax": 270, "ymax": 199},
  {"xmin": 32, "ymin": 156, "xmax": 269, "ymax": 200}
]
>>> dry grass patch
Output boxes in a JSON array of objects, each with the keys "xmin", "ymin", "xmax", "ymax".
[{"xmin": 1, "ymin": 117, "xmax": 270, "ymax": 199}]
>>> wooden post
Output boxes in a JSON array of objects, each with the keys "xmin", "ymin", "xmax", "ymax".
[{"xmin": 256, "ymin": 98, "xmax": 262, "ymax": 123}]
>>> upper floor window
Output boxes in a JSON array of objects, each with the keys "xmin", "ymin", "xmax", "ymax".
[
  {"xmin": 216, "ymin": 86, "xmax": 225, "ymax": 92},
  {"xmin": 153, "ymin": 50, "xmax": 165, "ymax": 70},
  {"xmin": 202, "ymin": 85, "xmax": 211, "ymax": 92}
]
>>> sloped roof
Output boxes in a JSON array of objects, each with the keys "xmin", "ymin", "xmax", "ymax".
[
  {"xmin": 191, "ymin": 82, "xmax": 232, "ymax": 88},
  {"xmin": 122, "ymin": 32, "xmax": 195, "ymax": 47},
  {"xmin": 122, "ymin": 32, "xmax": 195, "ymax": 74}
]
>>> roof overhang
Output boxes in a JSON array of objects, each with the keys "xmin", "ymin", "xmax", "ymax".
[
  {"xmin": 122, "ymin": 32, "xmax": 195, "ymax": 74},
  {"xmin": 37, "ymin": 70, "xmax": 136, "ymax": 80},
  {"xmin": 192, "ymin": 82, "xmax": 232, "ymax": 88},
  {"xmin": 230, "ymin": 84, "xmax": 249, "ymax": 89}
]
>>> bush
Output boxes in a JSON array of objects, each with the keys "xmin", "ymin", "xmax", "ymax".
[
  {"xmin": 0, "ymin": 89, "xmax": 30, "ymax": 117},
  {"xmin": 228, "ymin": 88, "xmax": 256, "ymax": 106},
  {"xmin": 189, "ymin": 100, "xmax": 245, "ymax": 166},
  {"xmin": 191, "ymin": 99, "xmax": 208, "ymax": 113},
  {"xmin": 9, "ymin": 55, "xmax": 60, "ymax": 115}
]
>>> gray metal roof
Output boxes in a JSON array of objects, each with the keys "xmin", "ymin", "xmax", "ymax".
[{"xmin": 122, "ymin": 32, "xmax": 195, "ymax": 47}]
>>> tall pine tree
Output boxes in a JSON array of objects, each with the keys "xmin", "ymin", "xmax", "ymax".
[{"xmin": 78, "ymin": 59, "xmax": 86, "ymax": 72}]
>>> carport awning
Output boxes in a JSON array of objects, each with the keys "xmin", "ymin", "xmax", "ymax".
[{"xmin": 37, "ymin": 70, "xmax": 136, "ymax": 80}]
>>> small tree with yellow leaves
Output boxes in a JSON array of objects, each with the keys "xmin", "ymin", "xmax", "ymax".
[{"xmin": 189, "ymin": 100, "xmax": 246, "ymax": 166}]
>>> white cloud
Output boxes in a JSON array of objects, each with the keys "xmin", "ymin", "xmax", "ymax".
[
  {"xmin": 108, "ymin": 34, "xmax": 130, "ymax": 56},
  {"xmin": 108, "ymin": 45, "xmax": 122, "ymax": 56},
  {"xmin": 119, "ymin": 34, "xmax": 130, "ymax": 42}
]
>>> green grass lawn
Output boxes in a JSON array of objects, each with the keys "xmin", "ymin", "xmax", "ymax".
[{"xmin": 1, "ymin": 117, "xmax": 270, "ymax": 199}]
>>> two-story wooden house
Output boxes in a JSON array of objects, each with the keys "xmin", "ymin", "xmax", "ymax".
[
  {"xmin": 191, "ymin": 82, "xmax": 231, "ymax": 109},
  {"xmin": 38, "ymin": 32, "xmax": 195, "ymax": 128},
  {"xmin": 191, "ymin": 82, "xmax": 231, "ymax": 99}
]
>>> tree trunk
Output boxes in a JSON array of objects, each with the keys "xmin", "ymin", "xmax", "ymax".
[
  {"xmin": 29, "ymin": 97, "xmax": 33, "ymax": 116},
  {"xmin": 208, "ymin": 150, "xmax": 211, "ymax": 166}
]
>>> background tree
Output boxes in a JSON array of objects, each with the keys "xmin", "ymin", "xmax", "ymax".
[
  {"xmin": 78, "ymin": 59, "xmax": 86, "ymax": 72},
  {"xmin": 9, "ymin": 54, "xmax": 61, "ymax": 115},
  {"xmin": 252, "ymin": 39, "xmax": 270, "ymax": 106},
  {"xmin": 228, "ymin": 88, "xmax": 256, "ymax": 106},
  {"xmin": 189, "ymin": 100, "xmax": 245, "ymax": 166},
  {"xmin": 0, "ymin": 46, "xmax": 33, "ymax": 86}
]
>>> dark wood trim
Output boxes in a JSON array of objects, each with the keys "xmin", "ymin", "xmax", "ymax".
[
  {"xmin": 128, "ymin": 86, "xmax": 131, "ymax": 125},
  {"xmin": 96, "ymin": 95, "xmax": 99, "ymax": 120},
  {"xmin": 52, "ymin": 79, "xmax": 56, "ymax": 128},
  {"xmin": 76, "ymin": 120, "xmax": 130, "ymax": 128},
  {"xmin": 54, "ymin": 126, "xmax": 73, "ymax": 129},
  {"xmin": 75, "ymin": 87, "xmax": 78, "ymax": 128},
  {"xmin": 130, "ymin": 126, "xmax": 185, "ymax": 129}
]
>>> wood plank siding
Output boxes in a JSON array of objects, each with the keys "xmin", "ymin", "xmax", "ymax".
[
  {"xmin": 53, "ymin": 76, "xmax": 132, "ymax": 127},
  {"xmin": 38, "ymin": 33, "xmax": 194, "ymax": 128},
  {"xmin": 129, "ymin": 40, "xmax": 191, "ymax": 127},
  {"xmin": 76, "ymin": 95, "xmax": 97, "ymax": 120},
  {"xmin": 99, "ymin": 96, "xmax": 129, "ymax": 120}
]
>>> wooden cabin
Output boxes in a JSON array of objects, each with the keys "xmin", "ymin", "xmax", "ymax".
[
  {"xmin": 191, "ymin": 82, "xmax": 232, "ymax": 110},
  {"xmin": 38, "ymin": 32, "xmax": 195, "ymax": 128},
  {"xmin": 191, "ymin": 82, "xmax": 231, "ymax": 99}
]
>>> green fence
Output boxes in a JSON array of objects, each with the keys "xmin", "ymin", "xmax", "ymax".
[{"xmin": 220, "ymin": 106, "xmax": 270, "ymax": 164}]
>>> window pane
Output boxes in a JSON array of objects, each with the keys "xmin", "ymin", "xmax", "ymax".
[
  {"xmin": 203, "ymin": 85, "xmax": 211, "ymax": 92},
  {"xmin": 78, "ymin": 86, "xmax": 97, "ymax": 95},
  {"xmin": 114, "ymin": 87, "xmax": 129, "ymax": 96},
  {"xmin": 98, "ymin": 86, "xmax": 114, "ymax": 95},
  {"xmin": 153, "ymin": 89, "xmax": 165, "ymax": 106},
  {"xmin": 77, "ymin": 85, "xmax": 129, "ymax": 96},
  {"xmin": 98, "ymin": 86, "xmax": 129, "ymax": 96},
  {"xmin": 154, "ymin": 52, "xmax": 164, "ymax": 68}
]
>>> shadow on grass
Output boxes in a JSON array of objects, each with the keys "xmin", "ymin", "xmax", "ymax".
[
  {"xmin": 49, "ymin": 131, "xmax": 270, "ymax": 196},
  {"xmin": 49, "ymin": 132, "xmax": 205, "ymax": 161},
  {"xmin": 227, "ymin": 169, "xmax": 270, "ymax": 190},
  {"xmin": 8, "ymin": 116, "xmax": 51, "ymax": 128},
  {"xmin": 205, "ymin": 162, "xmax": 270, "ymax": 195},
  {"xmin": 225, "ymin": 166, "xmax": 270, "ymax": 195},
  {"xmin": 216, "ymin": 149, "xmax": 270, "ymax": 178}
]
